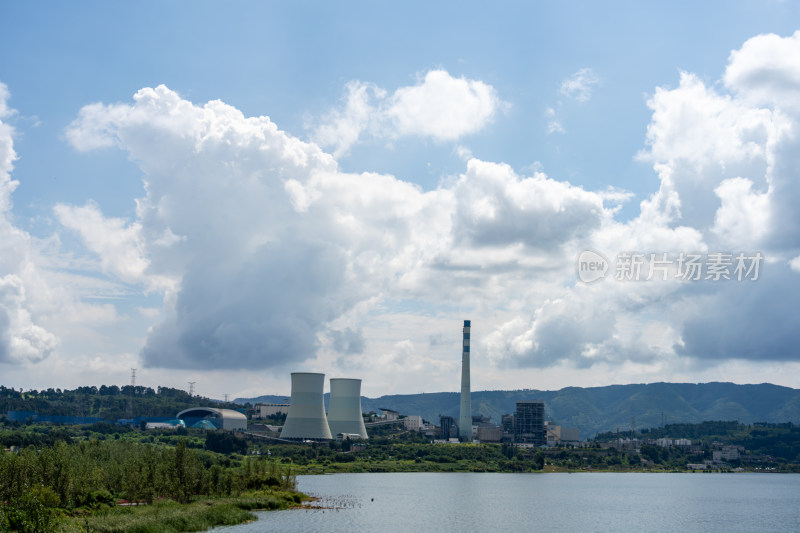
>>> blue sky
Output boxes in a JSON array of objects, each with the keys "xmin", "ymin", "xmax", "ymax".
[{"xmin": 1, "ymin": 2, "xmax": 800, "ymax": 399}]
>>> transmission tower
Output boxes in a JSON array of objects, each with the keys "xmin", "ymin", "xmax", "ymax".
[
  {"xmin": 127, "ymin": 368, "xmax": 136, "ymax": 418},
  {"xmin": 223, "ymin": 393, "xmax": 229, "ymax": 403},
  {"xmin": 188, "ymin": 382, "xmax": 195, "ymax": 397},
  {"xmin": 630, "ymin": 416, "xmax": 636, "ymax": 435}
]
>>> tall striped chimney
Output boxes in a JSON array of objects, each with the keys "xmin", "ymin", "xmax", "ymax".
[{"xmin": 459, "ymin": 319, "xmax": 472, "ymax": 442}]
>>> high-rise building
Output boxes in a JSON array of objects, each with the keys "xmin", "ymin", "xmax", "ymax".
[
  {"xmin": 514, "ymin": 400, "xmax": 545, "ymax": 445},
  {"xmin": 459, "ymin": 319, "xmax": 472, "ymax": 442}
]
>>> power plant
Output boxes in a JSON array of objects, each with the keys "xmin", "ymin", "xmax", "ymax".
[
  {"xmin": 279, "ymin": 373, "xmax": 368, "ymax": 441},
  {"xmin": 279, "ymin": 320, "xmax": 471, "ymax": 442},
  {"xmin": 280, "ymin": 372, "xmax": 332, "ymax": 441},
  {"xmin": 459, "ymin": 319, "xmax": 472, "ymax": 442},
  {"xmin": 327, "ymin": 378, "xmax": 369, "ymax": 439}
]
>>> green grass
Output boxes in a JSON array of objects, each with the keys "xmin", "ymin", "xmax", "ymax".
[{"xmin": 67, "ymin": 491, "xmax": 305, "ymax": 533}]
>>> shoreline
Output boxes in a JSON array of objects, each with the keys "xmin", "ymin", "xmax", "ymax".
[
  {"xmin": 64, "ymin": 490, "xmax": 310, "ymax": 533},
  {"xmin": 292, "ymin": 467, "xmax": 788, "ymax": 475}
]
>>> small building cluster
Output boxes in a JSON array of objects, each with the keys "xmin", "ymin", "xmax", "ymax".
[{"xmin": 435, "ymin": 400, "xmax": 580, "ymax": 446}]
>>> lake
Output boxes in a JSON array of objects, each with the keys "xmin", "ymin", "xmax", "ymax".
[{"xmin": 217, "ymin": 472, "xmax": 800, "ymax": 532}]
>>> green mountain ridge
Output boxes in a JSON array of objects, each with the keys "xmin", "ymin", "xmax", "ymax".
[{"xmin": 238, "ymin": 382, "xmax": 800, "ymax": 438}]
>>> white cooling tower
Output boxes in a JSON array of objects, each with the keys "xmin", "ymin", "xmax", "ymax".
[
  {"xmin": 327, "ymin": 378, "xmax": 369, "ymax": 439},
  {"xmin": 280, "ymin": 372, "xmax": 332, "ymax": 441}
]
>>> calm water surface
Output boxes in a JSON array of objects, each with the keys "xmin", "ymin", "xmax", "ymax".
[{"xmin": 218, "ymin": 472, "xmax": 800, "ymax": 532}]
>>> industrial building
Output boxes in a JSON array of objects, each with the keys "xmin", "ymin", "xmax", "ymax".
[
  {"xmin": 546, "ymin": 423, "xmax": 580, "ymax": 446},
  {"xmin": 514, "ymin": 400, "xmax": 546, "ymax": 445},
  {"xmin": 402, "ymin": 415, "xmax": 422, "ymax": 431},
  {"xmin": 440, "ymin": 415, "xmax": 458, "ymax": 440},
  {"xmin": 381, "ymin": 408, "xmax": 399, "ymax": 421},
  {"xmin": 477, "ymin": 425, "xmax": 502, "ymax": 442},
  {"xmin": 501, "ymin": 414, "xmax": 515, "ymax": 437},
  {"xmin": 327, "ymin": 378, "xmax": 369, "ymax": 439},
  {"xmin": 254, "ymin": 403, "xmax": 290, "ymax": 419},
  {"xmin": 176, "ymin": 407, "xmax": 248, "ymax": 431},
  {"xmin": 280, "ymin": 373, "xmax": 332, "ymax": 441}
]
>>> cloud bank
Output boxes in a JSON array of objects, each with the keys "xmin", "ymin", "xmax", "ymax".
[
  {"xmin": 4, "ymin": 32, "xmax": 800, "ymax": 394},
  {"xmin": 0, "ymin": 84, "xmax": 58, "ymax": 364}
]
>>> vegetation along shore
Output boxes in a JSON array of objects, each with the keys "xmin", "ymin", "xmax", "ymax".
[{"xmin": 0, "ymin": 428, "xmax": 306, "ymax": 533}]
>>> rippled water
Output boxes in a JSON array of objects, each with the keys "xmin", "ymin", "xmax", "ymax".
[{"xmin": 216, "ymin": 472, "xmax": 800, "ymax": 532}]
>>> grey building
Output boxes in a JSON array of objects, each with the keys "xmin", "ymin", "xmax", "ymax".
[
  {"xmin": 440, "ymin": 415, "xmax": 459, "ymax": 440},
  {"xmin": 501, "ymin": 413, "xmax": 515, "ymax": 441},
  {"xmin": 514, "ymin": 401, "xmax": 545, "ymax": 445}
]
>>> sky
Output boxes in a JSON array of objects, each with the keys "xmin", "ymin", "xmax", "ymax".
[{"xmin": 1, "ymin": 1, "xmax": 800, "ymax": 400}]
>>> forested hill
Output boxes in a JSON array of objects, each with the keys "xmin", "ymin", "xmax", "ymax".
[
  {"xmin": 0, "ymin": 385, "xmax": 230, "ymax": 420},
  {"xmin": 240, "ymin": 382, "xmax": 800, "ymax": 438}
]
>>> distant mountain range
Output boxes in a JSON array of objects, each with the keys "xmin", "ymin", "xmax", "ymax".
[{"xmin": 237, "ymin": 382, "xmax": 800, "ymax": 438}]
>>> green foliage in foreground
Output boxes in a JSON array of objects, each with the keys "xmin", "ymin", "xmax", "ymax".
[
  {"xmin": 0, "ymin": 438, "xmax": 301, "ymax": 532},
  {"xmin": 76, "ymin": 493, "xmax": 302, "ymax": 533}
]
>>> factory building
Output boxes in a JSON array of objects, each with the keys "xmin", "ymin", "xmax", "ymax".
[
  {"xmin": 477, "ymin": 425, "xmax": 502, "ymax": 442},
  {"xmin": 501, "ymin": 413, "xmax": 515, "ymax": 440},
  {"xmin": 381, "ymin": 408, "xmax": 399, "ymax": 421},
  {"xmin": 440, "ymin": 415, "xmax": 459, "ymax": 441},
  {"xmin": 280, "ymin": 373, "xmax": 332, "ymax": 441},
  {"xmin": 402, "ymin": 415, "xmax": 422, "ymax": 431},
  {"xmin": 561, "ymin": 427, "xmax": 580, "ymax": 443},
  {"xmin": 514, "ymin": 400, "xmax": 546, "ymax": 445},
  {"xmin": 327, "ymin": 378, "xmax": 369, "ymax": 439},
  {"xmin": 254, "ymin": 403, "xmax": 290, "ymax": 419}
]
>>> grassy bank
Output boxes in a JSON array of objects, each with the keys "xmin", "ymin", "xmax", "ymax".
[{"xmin": 66, "ymin": 491, "xmax": 305, "ymax": 533}]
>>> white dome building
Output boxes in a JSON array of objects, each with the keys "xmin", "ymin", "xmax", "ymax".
[{"xmin": 176, "ymin": 407, "xmax": 247, "ymax": 431}]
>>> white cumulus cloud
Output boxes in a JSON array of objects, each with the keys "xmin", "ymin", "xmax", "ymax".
[
  {"xmin": 54, "ymin": 201, "xmax": 149, "ymax": 285},
  {"xmin": 0, "ymin": 86, "xmax": 59, "ymax": 364},
  {"xmin": 312, "ymin": 70, "xmax": 504, "ymax": 156},
  {"xmin": 725, "ymin": 30, "xmax": 800, "ymax": 112},
  {"xmin": 48, "ymin": 34, "xmax": 800, "ymax": 389}
]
